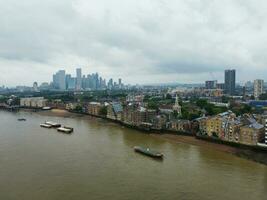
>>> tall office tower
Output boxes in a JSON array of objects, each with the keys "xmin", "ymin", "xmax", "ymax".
[
  {"xmin": 254, "ymin": 79, "xmax": 264, "ymax": 99},
  {"xmin": 65, "ymin": 74, "xmax": 71, "ymax": 90},
  {"xmin": 103, "ymin": 79, "xmax": 106, "ymax": 88},
  {"xmin": 53, "ymin": 70, "xmax": 66, "ymax": 90},
  {"xmin": 99, "ymin": 77, "xmax": 103, "ymax": 89},
  {"xmin": 82, "ymin": 75, "xmax": 86, "ymax": 90},
  {"xmin": 33, "ymin": 82, "xmax": 38, "ymax": 92},
  {"xmin": 58, "ymin": 70, "xmax": 66, "ymax": 90},
  {"xmin": 76, "ymin": 68, "xmax": 82, "ymax": 90},
  {"xmin": 95, "ymin": 73, "xmax": 99, "ymax": 89},
  {"xmin": 205, "ymin": 80, "xmax": 217, "ymax": 89},
  {"xmin": 224, "ymin": 69, "xmax": 236, "ymax": 95},
  {"xmin": 108, "ymin": 78, "xmax": 113, "ymax": 89},
  {"xmin": 118, "ymin": 78, "xmax": 122, "ymax": 88}
]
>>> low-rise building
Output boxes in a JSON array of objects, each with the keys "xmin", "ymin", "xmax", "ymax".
[
  {"xmin": 169, "ymin": 119, "xmax": 191, "ymax": 133},
  {"xmin": 87, "ymin": 102, "xmax": 103, "ymax": 116},
  {"xmin": 20, "ymin": 97, "xmax": 47, "ymax": 108},
  {"xmin": 239, "ymin": 123, "xmax": 265, "ymax": 146},
  {"xmin": 152, "ymin": 115, "xmax": 167, "ymax": 130},
  {"xmin": 197, "ymin": 111, "xmax": 265, "ymax": 146},
  {"xmin": 107, "ymin": 102, "xmax": 123, "ymax": 121}
]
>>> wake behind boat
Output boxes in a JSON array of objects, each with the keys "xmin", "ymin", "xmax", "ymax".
[{"xmin": 134, "ymin": 146, "xmax": 163, "ymax": 159}]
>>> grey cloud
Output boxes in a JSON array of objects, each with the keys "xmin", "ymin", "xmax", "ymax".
[{"xmin": 0, "ymin": 0, "xmax": 267, "ymax": 86}]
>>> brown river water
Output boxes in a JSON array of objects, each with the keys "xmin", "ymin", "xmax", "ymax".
[{"xmin": 0, "ymin": 110, "xmax": 266, "ymax": 200}]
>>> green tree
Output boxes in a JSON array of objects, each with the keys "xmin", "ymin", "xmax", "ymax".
[{"xmin": 99, "ymin": 106, "xmax": 107, "ymax": 116}]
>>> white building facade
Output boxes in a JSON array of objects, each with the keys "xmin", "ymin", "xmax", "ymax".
[{"xmin": 254, "ymin": 79, "xmax": 264, "ymax": 99}]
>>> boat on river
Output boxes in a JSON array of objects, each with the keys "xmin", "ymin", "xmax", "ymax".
[
  {"xmin": 134, "ymin": 146, "xmax": 163, "ymax": 159},
  {"xmin": 45, "ymin": 121, "xmax": 61, "ymax": 128},
  {"xmin": 40, "ymin": 123, "xmax": 52, "ymax": 128},
  {"xmin": 18, "ymin": 118, "xmax": 26, "ymax": 121},
  {"xmin": 57, "ymin": 126, "xmax": 74, "ymax": 134}
]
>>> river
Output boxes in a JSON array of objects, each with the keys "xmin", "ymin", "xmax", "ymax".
[{"xmin": 0, "ymin": 110, "xmax": 266, "ymax": 200}]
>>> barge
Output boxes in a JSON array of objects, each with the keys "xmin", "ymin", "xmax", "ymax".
[
  {"xmin": 57, "ymin": 126, "xmax": 74, "ymax": 134},
  {"xmin": 40, "ymin": 123, "xmax": 52, "ymax": 128},
  {"xmin": 134, "ymin": 146, "xmax": 163, "ymax": 159},
  {"xmin": 45, "ymin": 121, "xmax": 61, "ymax": 128},
  {"xmin": 18, "ymin": 118, "xmax": 26, "ymax": 121}
]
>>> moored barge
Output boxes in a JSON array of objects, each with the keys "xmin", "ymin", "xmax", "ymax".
[
  {"xmin": 40, "ymin": 123, "xmax": 52, "ymax": 128},
  {"xmin": 45, "ymin": 121, "xmax": 61, "ymax": 128},
  {"xmin": 57, "ymin": 127, "xmax": 74, "ymax": 134},
  {"xmin": 134, "ymin": 146, "xmax": 163, "ymax": 159}
]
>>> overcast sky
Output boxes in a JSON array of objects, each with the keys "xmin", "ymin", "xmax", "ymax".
[{"xmin": 0, "ymin": 0, "xmax": 267, "ymax": 86}]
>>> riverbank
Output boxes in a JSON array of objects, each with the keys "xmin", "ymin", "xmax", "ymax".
[{"xmin": 12, "ymin": 108, "xmax": 267, "ymax": 165}]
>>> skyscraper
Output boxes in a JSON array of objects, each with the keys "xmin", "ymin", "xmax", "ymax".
[
  {"xmin": 33, "ymin": 82, "xmax": 38, "ymax": 92},
  {"xmin": 224, "ymin": 69, "xmax": 236, "ymax": 95},
  {"xmin": 76, "ymin": 68, "xmax": 82, "ymax": 90},
  {"xmin": 254, "ymin": 79, "xmax": 264, "ymax": 99},
  {"xmin": 53, "ymin": 70, "xmax": 66, "ymax": 90}
]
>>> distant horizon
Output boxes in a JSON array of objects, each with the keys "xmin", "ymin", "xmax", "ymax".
[{"xmin": 1, "ymin": 67, "xmax": 267, "ymax": 88}]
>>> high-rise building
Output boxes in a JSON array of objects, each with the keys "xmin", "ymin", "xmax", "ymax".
[
  {"xmin": 108, "ymin": 78, "xmax": 113, "ymax": 89},
  {"xmin": 53, "ymin": 70, "xmax": 66, "ymax": 90},
  {"xmin": 33, "ymin": 82, "xmax": 38, "ymax": 92},
  {"xmin": 118, "ymin": 78, "xmax": 122, "ymax": 89},
  {"xmin": 65, "ymin": 74, "xmax": 71, "ymax": 89},
  {"xmin": 224, "ymin": 69, "xmax": 236, "ymax": 95},
  {"xmin": 68, "ymin": 78, "xmax": 76, "ymax": 90},
  {"xmin": 65, "ymin": 74, "xmax": 76, "ymax": 90},
  {"xmin": 76, "ymin": 68, "xmax": 82, "ymax": 90},
  {"xmin": 205, "ymin": 80, "xmax": 217, "ymax": 89},
  {"xmin": 216, "ymin": 83, "xmax": 225, "ymax": 90},
  {"xmin": 254, "ymin": 79, "xmax": 264, "ymax": 99}
]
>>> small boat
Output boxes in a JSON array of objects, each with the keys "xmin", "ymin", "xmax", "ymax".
[
  {"xmin": 18, "ymin": 118, "xmax": 26, "ymax": 121},
  {"xmin": 40, "ymin": 123, "xmax": 52, "ymax": 128},
  {"xmin": 42, "ymin": 107, "xmax": 52, "ymax": 110},
  {"xmin": 134, "ymin": 146, "xmax": 163, "ymax": 159},
  {"xmin": 45, "ymin": 121, "xmax": 61, "ymax": 128},
  {"xmin": 57, "ymin": 126, "xmax": 73, "ymax": 134}
]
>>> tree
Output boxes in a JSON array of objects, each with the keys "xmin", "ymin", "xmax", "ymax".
[
  {"xmin": 74, "ymin": 105, "xmax": 83, "ymax": 112},
  {"xmin": 147, "ymin": 101, "xmax": 159, "ymax": 110},
  {"xmin": 99, "ymin": 106, "xmax": 107, "ymax": 116},
  {"xmin": 259, "ymin": 93, "xmax": 267, "ymax": 100},
  {"xmin": 196, "ymin": 99, "xmax": 208, "ymax": 108},
  {"xmin": 166, "ymin": 93, "xmax": 172, "ymax": 100}
]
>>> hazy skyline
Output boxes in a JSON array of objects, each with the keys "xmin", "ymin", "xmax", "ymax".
[{"xmin": 1, "ymin": 0, "xmax": 267, "ymax": 86}]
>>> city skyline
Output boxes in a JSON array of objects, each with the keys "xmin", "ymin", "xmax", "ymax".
[
  {"xmin": 1, "ymin": 1, "xmax": 267, "ymax": 86},
  {"xmin": 52, "ymin": 68, "xmax": 125, "ymax": 91},
  {"xmin": 0, "ymin": 66, "xmax": 266, "ymax": 88}
]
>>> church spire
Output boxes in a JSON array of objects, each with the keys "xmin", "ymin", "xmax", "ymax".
[{"xmin": 173, "ymin": 94, "xmax": 181, "ymax": 116}]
